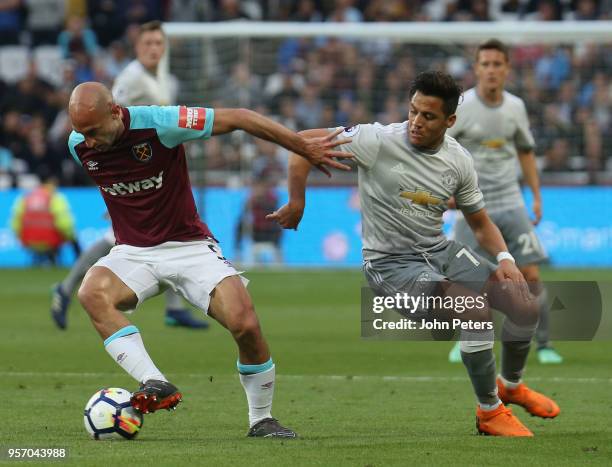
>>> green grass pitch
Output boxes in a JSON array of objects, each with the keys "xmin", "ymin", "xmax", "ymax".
[{"xmin": 0, "ymin": 268, "xmax": 611, "ymax": 466}]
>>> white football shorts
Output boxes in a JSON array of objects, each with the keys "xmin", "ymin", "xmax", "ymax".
[{"xmin": 94, "ymin": 239, "xmax": 247, "ymax": 314}]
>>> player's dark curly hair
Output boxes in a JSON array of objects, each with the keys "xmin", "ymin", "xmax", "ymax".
[{"xmin": 408, "ymin": 71, "xmax": 463, "ymax": 117}]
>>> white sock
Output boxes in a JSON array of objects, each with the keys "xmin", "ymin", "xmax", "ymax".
[
  {"xmin": 104, "ymin": 325, "xmax": 167, "ymax": 384},
  {"xmin": 499, "ymin": 374, "xmax": 521, "ymax": 389},
  {"xmin": 479, "ymin": 400, "xmax": 502, "ymax": 411},
  {"xmin": 238, "ymin": 361, "xmax": 275, "ymax": 427}
]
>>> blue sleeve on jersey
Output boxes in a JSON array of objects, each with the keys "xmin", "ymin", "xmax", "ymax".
[
  {"xmin": 128, "ymin": 105, "xmax": 215, "ymax": 148},
  {"xmin": 68, "ymin": 131, "xmax": 85, "ymax": 164}
]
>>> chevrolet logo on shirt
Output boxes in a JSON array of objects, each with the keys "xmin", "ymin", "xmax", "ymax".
[
  {"xmin": 481, "ymin": 138, "xmax": 506, "ymax": 149},
  {"xmin": 399, "ymin": 189, "xmax": 443, "ymax": 206}
]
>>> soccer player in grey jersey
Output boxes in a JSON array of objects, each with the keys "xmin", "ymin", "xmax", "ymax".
[
  {"xmin": 447, "ymin": 39, "xmax": 562, "ymax": 365},
  {"xmin": 269, "ymin": 71, "xmax": 560, "ymax": 436}
]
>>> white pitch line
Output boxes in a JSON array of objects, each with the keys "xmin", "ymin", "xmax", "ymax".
[{"xmin": 1, "ymin": 371, "xmax": 610, "ymax": 384}]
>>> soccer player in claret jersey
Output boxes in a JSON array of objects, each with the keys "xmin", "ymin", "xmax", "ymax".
[
  {"xmin": 51, "ymin": 21, "xmax": 206, "ymax": 330},
  {"xmin": 447, "ymin": 39, "xmax": 562, "ymax": 365},
  {"xmin": 269, "ymin": 71, "xmax": 560, "ymax": 436},
  {"xmin": 67, "ymin": 81, "xmax": 353, "ymax": 438}
]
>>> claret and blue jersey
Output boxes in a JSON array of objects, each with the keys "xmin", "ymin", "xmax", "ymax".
[{"xmin": 69, "ymin": 105, "xmax": 216, "ymax": 247}]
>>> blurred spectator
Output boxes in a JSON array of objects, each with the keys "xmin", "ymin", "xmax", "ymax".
[
  {"xmin": 0, "ymin": 110, "xmax": 28, "ymax": 164},
  {"xmin": 22, "ymin": 125, "xmax": 63, "ymax": 178},
  {"xmin": 221, "ymin": 62, "xmax": 262, "ymax": 107},
  {"xmin": 326, "ymin": 0, "xmax": 363, "ymax": 22},
  {"xmin": 87, "ymin": 0, "xmax": 125, "ymax": 47},
  {"xmin": 0, "ymin": 0, "xmax": 22, "ymax": 45},
  {"xmin": 10, "ymin": 171, "xmax": 80, "ymax": 265},
  {"xmin": 201, "ymin": 137, "xmax": 227, "ymax": 170},
  {"xmin": 276, "ymin": 97, "xmax": 299, "ymax": 131},
  {"xmin": 543, "ymin": 138, "xmax": 572, "ymax": 172},
  {"xmin": 58, "ymin": 16, "xmax": 99, "ymax": 60},
  {"xmin": 450, "ymin": 0, "xmax": 492, "ymax": 21},
  {"xmin": 213, "ymin": 0, "xmax": 253, "ymax": 21},
  {"xmin": 557, "ymin": 80, "xmax": 577, "ymax": 126},
  {"xmin": 538, "ymin": 103, "xmax": 572, "ymax": 155},
  {"xmin": 264, "ymin": 68, "xmax": 303, "ymax": 113},
  {"xmin": 355, "ymin": 66, "xmax": 375, "ymax": 115},
  {"xmin": 235, "ymin": 178, "xmax": 283, "ymax": 266},
  {"xmin": 364, "ymin": 0, "xmax": 415, "ymax": 22},
  {"xmin": 582, "ymin": 113, "xmax": 604, "ymax": 180},
  {"xmin": 525, "ymin": 0, "xmax": 564, "ymax": 20},
  {"xmin": 335, "ymin": 92, "xmax": 354, "ymax": 127},
  {"xmin": 290, "ymin": 0, "xmax": 323, "ymax": 21},
  {"xmin": 295, "ymin": 82, "xmax": 323, "ymax": 128},
  {"xmin": 2, "ymin": 62, "xmax": 53, "ymax": 119},
  {"xmin": 167, "ymin": 0, "xmax": 213, "ymax": 22},
  {"xmin": 569, "ymin": 0, "xmax": 600, "ymax": 20},
  {"xmin": 535, "ymin": 46, "xmax": 571, "ymax": 92},
  {"xmin": 124, "ymin": 0, "xmax": 163, "ymax": 25},
  {"xmin": 319, "ymin": 103, "xmax": 336, "ymax": 128},
  {"xmin": 0, "ymin": 145, "xmax": 17, "ymax": 186},
  {"xmin": 251, "ymin": 138, "xmax": 286, "ymax": 182},
  {"xmin": 25, "ymin": 0, "xmax": 64, "ymax": 46},
  {"xmin": 102, "ymin": 40, "xmax": 131, "ymax": 80}
]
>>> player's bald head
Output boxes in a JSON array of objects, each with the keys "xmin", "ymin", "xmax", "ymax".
[
  {"xmin": 69, "ymin": 82, "xmax": 114, "ymax": 125},
  {"xmin": 68, "ymin": 82, "xmax": 124, "ymax": 151}
]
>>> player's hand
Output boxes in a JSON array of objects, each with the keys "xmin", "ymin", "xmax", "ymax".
[
  {"xmin": 266, "ymin": 201, "xmax": 304, "ymax": 230},
  {"xmin": 494, "ymin": 259, "xmax": 523, "ymax": 282},
  {"xmin": 494, "ymin": 260, "xmax": 531, "ymax": 301},
  {"xmin": 531, "ymin": 198, "xmax": 542, "ymax": 225},
  {"xmin": 300, "ymin": 128, "xmax": 354, "ymax": 177}
]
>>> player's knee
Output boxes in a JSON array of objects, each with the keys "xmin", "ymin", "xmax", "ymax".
[
  {"xmin": 512, "ymin": 299, "xmax": 539, "ymax": 326},
  {"xmin": 228, "ymin": 303, "xmax": 261, "ymax": 340},
  {"xmin": 77, "ymin": 281, "xmax": 111, "ymax": 315}
]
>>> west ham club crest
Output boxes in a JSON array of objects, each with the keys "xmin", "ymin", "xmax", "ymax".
[{"xmin": 131, "ymin": 142, "xmax": 153, "ymax": 162}]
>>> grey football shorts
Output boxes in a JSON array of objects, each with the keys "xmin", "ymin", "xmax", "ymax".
[
  {"xmin": 363, "ymin": 240, "xmax": 496, "ymax": 318},
  {"xmin": 453, "ymin": 207, "xmax": 547, "ymax": 266}
]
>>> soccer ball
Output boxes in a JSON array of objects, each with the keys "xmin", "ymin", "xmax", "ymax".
[{"xmin": 83, "ymin": 388, "xmax": 143, "ymax": 440}]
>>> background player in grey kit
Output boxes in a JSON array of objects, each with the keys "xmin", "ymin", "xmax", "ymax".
[
  {"xmin": 67, "ymin": 81, "xmax": 353, "ymax": 437},
  {"xmin": 269, "ymin": 71, "xmax": 560, "ymax": 436},
  {"xmin": 447, "ymin": 39, "xmax": 562, "ymax": 365},
  {"xmin": 50, "ymin": 21, "xmax": 207, "ymax": 330}
]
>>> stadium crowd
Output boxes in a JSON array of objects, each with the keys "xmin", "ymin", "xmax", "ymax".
[{"xmin": 0, "ymin": 0, "xmax": 610, "ymax": 188}]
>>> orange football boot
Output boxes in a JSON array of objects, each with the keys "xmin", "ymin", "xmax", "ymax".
[
  {"xmin": 476, "ymin": 403, "xmax": 534, "ymax": 437},
  {"xmin": 497, "ymin": 378, "xmax": 560, "ymax": 419}
]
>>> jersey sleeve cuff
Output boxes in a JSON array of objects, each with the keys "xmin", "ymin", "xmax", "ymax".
[{"xmin": 457, "ymin": 199, "xmax": 485, "ymax": 213}]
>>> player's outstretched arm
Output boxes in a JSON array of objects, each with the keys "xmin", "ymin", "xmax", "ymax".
[
  {"xmin": 266, "ymin": 129, "xmax": 334, "ymax": 230},
  {"xmin": 211, "ymin": 109, "xmax": 353, "ymax": 173},
  {"xmin": 518, "ymin": 149, "xmax": 542, "ymax": 225},
  {"xmin": 463, "ymin": 208, "xmax": 524, "ymax": 283}
]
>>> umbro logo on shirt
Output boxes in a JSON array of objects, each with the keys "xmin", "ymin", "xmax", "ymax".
[{"xmin": 86, "ymin": 161, "xmax": 99, "ymax": 171}]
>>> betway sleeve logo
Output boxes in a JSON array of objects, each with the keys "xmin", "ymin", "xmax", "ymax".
[
  {"xmin": 178, "ymin": 106, "xmax": 206, "ymax": 130},
  {"xmin": 101, "ymin": 171, "xmax": 163, "ymax": 196}
]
